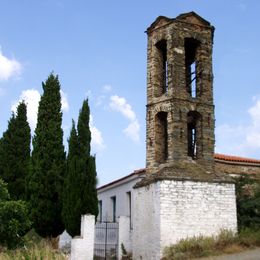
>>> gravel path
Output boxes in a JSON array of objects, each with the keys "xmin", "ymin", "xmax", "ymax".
[{"xmin": 199, "ymin": 247, "xmax": 260, "ymax": 260}]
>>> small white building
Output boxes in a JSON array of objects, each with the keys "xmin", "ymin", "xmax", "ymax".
[{"xmin": 97, "ymin": 169, "xmax": 145, "ymax": 224}]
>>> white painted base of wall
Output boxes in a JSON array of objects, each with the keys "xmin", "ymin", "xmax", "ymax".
[
  {"xmin": 133, "ymin": 179, "xmax": 237, "ymax": 260},
  {"xmin": 118, "ymin": 216, "xmax": 133, "ymax": 258},
  {"xmin": 70, "ymin": 215, "xmax": 95, "ymax": 260}
]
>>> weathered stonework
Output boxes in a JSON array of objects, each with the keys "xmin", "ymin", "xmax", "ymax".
[
  {"xmin": 133, "ymin": 12, "xmax": 238, "ymax": 260},
  {"xmin": 145, "ymin": 12, "xmax": 215, "ymax": 176},
  {"xmin": 215, "ymin": 160, "xmax": 260, "ymax": 177}
]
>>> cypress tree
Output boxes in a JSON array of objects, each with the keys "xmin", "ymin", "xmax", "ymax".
[
  {"xmin": 62, "ymin": 100, "xmax": 98, "ymax": 237},
  {"xmin": 28, "ymin": 73, "xmax": 66, "ymax": 238},
  {"xmin": 62, "ymin": 120, "xmax": 82, "ymax": 236},
  {"xmin": 0, "ymin": 101, "xmax": 31, "ymax": 200}
]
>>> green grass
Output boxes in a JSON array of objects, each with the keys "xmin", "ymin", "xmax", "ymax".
[
  {"xmin": 0, "ymin": 230, "xmax": 67, "ymax": 260},
  {"xmin": 163, "ymin": 229, "xmax": 260, "ymax": 260}
]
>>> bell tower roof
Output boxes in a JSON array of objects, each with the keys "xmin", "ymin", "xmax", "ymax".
[{"xmin": 146, "ymin": 12, "xmax": 214, "ymax": 34}]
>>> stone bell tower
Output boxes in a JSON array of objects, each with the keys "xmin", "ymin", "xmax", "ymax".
[
  {"xmin": 146, "ymin": 12, "xmax": 215, "ymax": 176},
  {"xmin": 133, "ymin": 12, "xmax": 237, "ymax": 260}
]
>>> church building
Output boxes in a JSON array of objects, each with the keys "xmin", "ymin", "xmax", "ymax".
[
  {"xmin": 98, "ymin": 12, "xmax": 242, "ymax": 259},
  {"xmin": 62, "ymin": 12, "xmax": 260, "ymax": 260}
]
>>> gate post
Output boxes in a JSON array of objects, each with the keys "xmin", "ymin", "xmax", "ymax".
[
  {"xmin": 70, "ymin": 215, "xmax": 95, "ymax": 260},
  {"xmin": 118, "ymin": 216, "xmax": 131, "ymax": 259}
]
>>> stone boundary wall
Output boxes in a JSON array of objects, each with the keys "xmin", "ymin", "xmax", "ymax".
[{"xmin": 215, "ymin": 161, "xmax": 260, "ymax": 177}]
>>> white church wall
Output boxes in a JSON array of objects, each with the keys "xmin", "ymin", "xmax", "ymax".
[
  {"xmin": 118, "ymin": 216, "xmax": 132, "ymax": 258},
  {"xmin": 97, "ymin": 173, "xmax": 143, "ymax": 223},
  {"xmin": 133, "ymin": 182, "xmax": 161, "ymax": 260},
  {"xmin": 159, "ymin": 180, "xmax": 237, "ymax": 250},
  {"xmin": 133, "ymin": 179, "xmax": 237, "ymax": 259}
]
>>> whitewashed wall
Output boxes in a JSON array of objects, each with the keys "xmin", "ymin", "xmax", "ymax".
[
  {"xmin": 118, "ymin": 216, "xmax": 132, "ymax": 258},
  {"xmin": 133, "ymin": 182, "xmax": 161, "ymax": 260},
  {"xmin": 70, "ymin": 215, "xmax": 95, "ymax": 260},
  {"xmin": 133, "ymin": 179, "xmax": 237, "ymax": 260},
  {"xmin": 97, "ymin": 173, "xmax": 143, "ymax": 223}
]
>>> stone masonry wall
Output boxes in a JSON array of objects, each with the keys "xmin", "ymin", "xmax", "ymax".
[
  {"xmin": 133, "ymin": 179, "xmax": 237, "ymax": 260},
  {"xmin": 146, "ymin": 14, "xmax": 215, "ymax": 175},
  {"xmin": 215, "ymin": 161, "xmax": 260, "ymax": 177}
]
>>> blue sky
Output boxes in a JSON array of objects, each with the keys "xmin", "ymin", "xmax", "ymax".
[{"xmin": 1, "ymin": 0, "xmax": 260, "ymax": 186}]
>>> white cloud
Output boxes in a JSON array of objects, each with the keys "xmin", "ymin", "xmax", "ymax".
[
  {"xmin": 0, "ymin": 47, "xmax": 22, "ymax": 81},
  {"xmin": 60, "ymin": 90, "xmax": 69, "ymax": 112},
  {"xmin": 123, "ymin": 120, "xmax": 140, "ymax": 142},
  {"xmin": 11, "ymin": 89, "xmax": 41, "ymax": 132},
  {"xmin": 109, "ymin": 95, "xmax": 140, "ymax": 142},
  {"xmin": 110, "ymin": 95, "xmax": 136, "ymax": 121},
  {"xmin": 216, "ymin": 95, "xmax": 260, "ymax": 157},
  {"xmin": 90, "ymin": 115, "xmax": 105, "ymax": 151},
  {"xmin": 12, "ymin": 89, "xmax": 69, "ymax": 133},
  {"xmin": 94, "ymin": 85, "xmax": 112, "ymax": 107}
]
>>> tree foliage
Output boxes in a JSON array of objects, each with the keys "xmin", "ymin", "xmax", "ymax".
[
  {"xmin": 62, "ymin": 100, "xmax": 98, "ymax": 237},
  {"xmin": 0, "ymin": 101, "xmax": 31, "ymax": 200},
  {"xmin": 0, "ymin": 178, "xmax": 31, "ymax": 249},
  {"xmin": 236, "ymin": 174, "xmax": 260, "ymax": 230},
  {"xmin": 27, "ymin": 73, "xmax": 66, "ymax": 238}
]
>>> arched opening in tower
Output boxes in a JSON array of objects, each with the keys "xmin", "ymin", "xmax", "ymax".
[
  {"xmin": 155, "ymin": 40, "xmax": 168, "ymax": 96},
  {"xmin": 187, "ymin": 111, "xmax": 201, "ymax": 159},
  {"xmin": 185, "ymin": 38, "xmax": 200, "ymax": 98},
  {"xmin": 155, "ymin": 111, "xmax": 168, "ymax": 163}
]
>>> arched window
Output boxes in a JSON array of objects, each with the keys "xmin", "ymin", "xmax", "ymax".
[
  {"xmin": 155, "ymin": 40, "xmax": 168, "ymax": 96},
  {"xmin": 187, "ymin": 111, "xmax": 201, "ymax": 159},
  {"xmin": 185, "ymin": 38, "xmax": 200, "ymax": 98},
  {"xmin": 155, "ymin": 112, "xmax": 168, "ymax": 163}
]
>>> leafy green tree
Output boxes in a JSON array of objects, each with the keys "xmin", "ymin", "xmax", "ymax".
[
  {"xmin": 0, "ymin": 178, "xmax": 31, "ymax": 249},
  {"xmin": 0, "ymin": 101, "xmax": 31, "ymax": 200},
  {"xmin": 27, "ymin": 73, "xmax": 66, "ymax": 238},
  {"xmin": 62, "ymin": 100, "xmax": 98, "ymax": 237},
  {"xmin": 236, "ymin": 174, "xmax": 260, "ymax": 230}
]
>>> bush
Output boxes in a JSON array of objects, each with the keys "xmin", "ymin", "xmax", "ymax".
[
  {"xmin": 236, "ymin": 174, "xmax": 260, "ymax": 230},
  {"xmin": 238, "ymin": 228, "xmax": 260, "ymax": 247},
  {"xmin": 0, "ymin": 179, "xmax": 9, "ymax": 201},
  {"xmin": 0, "ymin": 178, "xmax": 31, "ymax": 249},
  {"xmin": 163, "ymin": 235, "xmax": 215, "ymax": 259}
]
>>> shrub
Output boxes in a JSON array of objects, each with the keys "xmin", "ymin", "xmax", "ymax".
[
  {"xmin": 163, "ymin": 235, "xmax": 215, "ymax": 259},
  {"xmin": 238, "ymin": 228, "xmax": 260, "ymax": 247},
  {"xmin": 0, "ymin": 178, "xmax": 31, "ymax": 249},
  {"xmin": 236, "ymin": 174, "xmax": 260, "ymax": 230}
]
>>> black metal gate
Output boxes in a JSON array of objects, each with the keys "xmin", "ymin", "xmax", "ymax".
[{"xmin": 94, "ymin": 221, "xmax": 119, "ymax": 260}]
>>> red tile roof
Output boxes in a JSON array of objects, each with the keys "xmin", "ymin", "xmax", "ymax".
[
  {"xmin": 97, "ymin": 155, "xmax": 260, "ymax": 190},
  {"xmin": 214, "ymin": 153, "xmax": 260, "ymax": 164}
]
